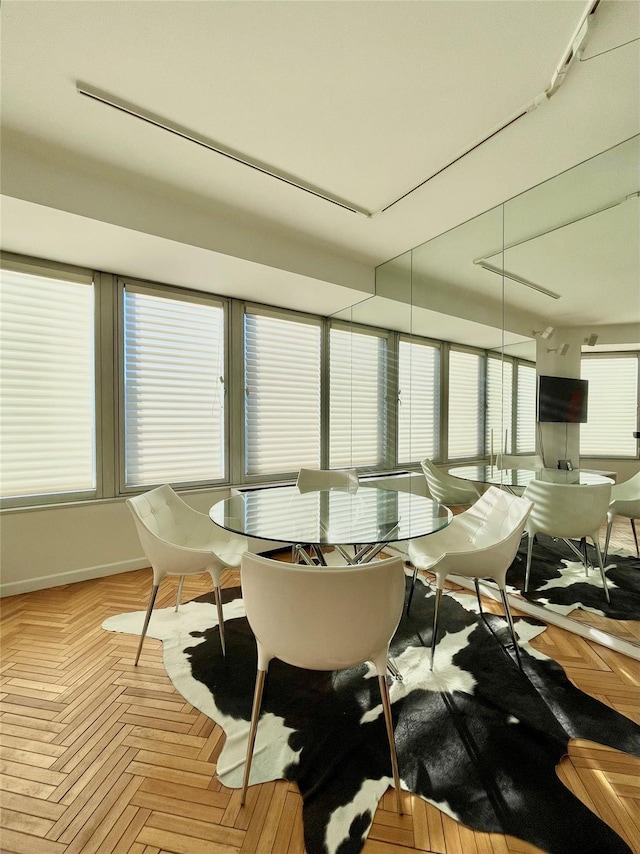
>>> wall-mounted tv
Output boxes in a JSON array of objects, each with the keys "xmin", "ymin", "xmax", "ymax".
[{"xmin": 537, "ymin": 375, "xmax": 589, "ymax": 423}]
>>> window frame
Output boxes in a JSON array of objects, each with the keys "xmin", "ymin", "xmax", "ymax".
[
  {"xmin": 117, "ymin": 277, "xmax": 231, "ymax": 494},
  {"xmin": 580, "ymin": 352, "xmax": 640, "ymax": 460},
  {"xmin": 0, "ymin": 255, "xmax": 103, "ymax": 509}
]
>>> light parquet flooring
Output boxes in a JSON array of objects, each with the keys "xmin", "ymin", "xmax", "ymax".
[{"xmin": 1, "ymin": 525, "xmax": 639, "ymax": 854}]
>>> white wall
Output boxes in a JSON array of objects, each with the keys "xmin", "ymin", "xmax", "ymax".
[{"xmin": 0, "ymin": 488, "xmax": 229, "ymax": 597}]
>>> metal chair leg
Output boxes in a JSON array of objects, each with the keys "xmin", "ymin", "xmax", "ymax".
[
  {"xmin": 593, "ymin": 538, "xmax": 610, "ymax": 604},
  {"xmin": 524, "ymin": 534, "xmax": 534, "ymax": 592},
  {"xmin": 406, "ymin": 564, "xmax": 419, "ymax": 614},
  {"xmin": 175, "ymin": 576, "xmax": 185, "ymax": 612},
  {"xmin": 135, "ymin": 583, "xmax": 159, "ymax": 666},
  {"xmin": 430, "ymin": 587, "xmax": 443, "ymax": 670},
  {"xmin": 378, "ymin": 673, "xmax": 403, "ymax": 814},
  {"xmin": 241, "ymin": 668, "xmax": 267, "ymax": 805},
  {"xmin": 214, "ymin": 585, "xmax": 226, "ymax": 656},
  {"xmin": 603, "ymin": 519, "xmax": 613, "ymax": 563},
  {"xmin": 499, "ymin": 588, "xmax": 523, "ymax": 670},
  {"xmin": 473, "ymin": 578, "xmax": 484, "ymax": 614},
  {"xmin": 631, "ymin": 518, "xmax": 639, "ymax": 557}
]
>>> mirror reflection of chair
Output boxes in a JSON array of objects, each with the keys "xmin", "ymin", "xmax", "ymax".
[
  {"xmin": 420, "ymin": 458, "xmax": 480, "ymax": 506},
  {"xmin": 496, "ymin": 454, "xmax": 545, "ymax": 470},
  {"xmin": 407, "ymin": 487, "xmax": 533, "ymax": 670},
  {"xmin": 239, "ymin": 553, "xmax": 405, "ymax": 813},
  {"xmin": 522, "ymin": 480, "xmax": 612, "ymax": 603},
  {"xmin": 126, "ymin": 484, "xmax": 248, "ymax": 664},
  {"xmin": 603, "ymin": 472, "xmax": 640, "ymax": 561},
  {"xmin": 294, "ymin": 468, "xmax": 359, "ymax": 563},
  {"xmin": 295, "ymin": 467, "xmax": 359, "ymax": 493}
]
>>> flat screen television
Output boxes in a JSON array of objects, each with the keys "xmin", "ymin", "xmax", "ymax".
[{"xmin": 537, "ymin": 375, "xmax": 588, "ymax": 423}]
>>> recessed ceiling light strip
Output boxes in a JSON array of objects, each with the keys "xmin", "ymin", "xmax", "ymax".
[
  {"xmin": 379, "ymin": 0, "xmax": 600, "ymax": 216},
  {"xmin": 76, "ymin": 82, "xmax": 373, "ymax": 218},
  {"xmin": 473, "ymin": 261, "xmax": 561, "ymax": 299}
]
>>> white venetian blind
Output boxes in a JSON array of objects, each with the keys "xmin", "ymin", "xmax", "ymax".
[
  {"xmin": 244, "ymin": 310, "xmax": 321, "ymax": 476},
  {"xmin": 123, "ymin": 287, "xmax": 225, "ymax": 486},
  {"xmin": 448, "ymin": 349, "xmax": 483, "ymax": 459},
  {"xmin": 485, "ymin": 356, "xmax": 513, "ymax": 455},
  {"xmin": 581, "ymin": 355, "xmax": 639, "ymax": 456},
  {"xmin": 516, "ymin": 362, "xmax": 537, "ymax": 453},
  {"xmin": 0, "ymin": 268, "xmax": 96, "ymax": 499},
  {"xmin": 398, "ymin": 338, "xmax": 440, "ymax": 463},
  {"xmin": 330, "ymin": 327, "xmax": 388, "ymax": 468}
]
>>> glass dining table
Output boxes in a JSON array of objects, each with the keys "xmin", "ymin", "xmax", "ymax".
[
  {"xmin": 210, "ymin": 484, "xmax": 453, "ymax": 565},
  {"xmin": 447, "ymin": 465, "xmax": 614, "ymax": 491}
]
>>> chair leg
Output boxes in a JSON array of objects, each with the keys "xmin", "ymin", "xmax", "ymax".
[
  {"xmin": 406, "ymin": 564, "xmax": 419, "ymax": 615},
  {"xmin": 473, "ymin": 578, "xmax": 484, "ymax": 614},
  {"xmin": 241, "ymin": 668, "xmax": 267, "ymax": 805},
  {"xmin": 603, "ymin": 519, "xmax": 613, "ymax": 564},
  {"xmin": 592, "ymin": 538, "xmax": 611, "ymax": 604},
  {"xmin": 498, "ymin": 588, "xmax": 523, "ymax": 670},
  {"xmin": 175, "ymin": 576, "xmax": 185, "ymax": 612},
  {"xmin": 214, "ymin": 585, "xmax": 226, "ymax": 656},
  {"xmin": 631, "ymin": 518, "xmax": 639, "ymax": 557},
  {"xmin": 524, "ymin": 534, "xmax": 534, "ymax": 592},
  {"xmin": 430, "ymin": 587, "xmax": 443, "ymax": 671},
  {"xmin": 135, "ymin": 583, "xmax": 160, "ymax": 666},
  {"xmin": 378, "ymin": 673, "xmax": 403, "ymax": 814}
]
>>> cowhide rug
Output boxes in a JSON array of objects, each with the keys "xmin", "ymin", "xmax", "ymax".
[
  {"xmin": 506, "ymin": 535, "xmax": 640, "ymax": 620},
  {"xmin": 103, "ymin": 574, "xmax": 640, "ymax": 854}
]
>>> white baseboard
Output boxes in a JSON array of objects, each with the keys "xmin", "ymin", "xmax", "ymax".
[{"xmin": 0, "ymin": 558, "xmax": 150, "ymax": 598}]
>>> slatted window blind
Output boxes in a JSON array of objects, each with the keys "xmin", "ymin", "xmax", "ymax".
[
  {"xmin": 516, "ymin": 362, "xmax": 537, "ymax": 453},
  {"xmin": 0, "ymin": 267, "xmax": 96, "ymax": 499},
  {"xmin": 330, "ymin": 327, "xmax": 388, "ymax": 468},
  {"xmin": 123, "ymin": 287, "xmax": 225, "ymax": 487},
  {"xmin": 244, "ymin": 310, "xmax": 321, "ymax": 476},
  {"xmin": 581, "ymin": 355, "xmax": 639, "ymax": 456},
  {"xmin": 398, "ymin": 338, "xmax": 440, "ymax": 463},
  {"xmin": 448, "ymin": 349, "xmax": 483, "ymax": 459},
  {"xmin": 486, "ymin": 356, "xmax": 513, "ymax": 455}
]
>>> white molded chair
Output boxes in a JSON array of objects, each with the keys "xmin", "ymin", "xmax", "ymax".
[
  {"xmin": 239, "ymin": 553, "xmax": 405, "ymax": 813},
  {"xmin": 407, "ymin": 487, "xmax": 533, "ymax": 669},
  {"xmin": 127, "ymin": 485, "xmax": 248, "ymax": 664},
  {"xmin": 294, "ymin": 468, "xmax": 359, "ymax": 563},
  {"xmin": 603, "ymin": 472, "xmax": 640, "ymax": 561},
  {"xmin": 295, "ymin": 467, "xmax": 359, "ymax": 493},
  {"xmin": 522, "ymin": 480, "xmax": 612, "ymax": 603},
  {"xmin": 420, "ymin": 458, "xmax": 480, "ymax": 506},
  {"xmin": 497, "ymin": 453, "xmax": 545, "ymax": 470}
]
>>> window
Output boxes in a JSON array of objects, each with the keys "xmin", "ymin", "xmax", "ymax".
[
  {"xmin": 516, "ymin": 362, "xmax": 537, "ymax": 453},
  {"xmin": 330, "ymin": 325, "xmax": 388, "ymax": 468},
  {"xmin": 0, "ymin": 266, "xmax": 96, "ymax": 501},
  {"xmin": 448, "ymin": 349, "xmax": 483, "ymax": 460},
  {"xmin": 244, "ymin": 308, "xmax": 321, "ymax": 477},
  {"xmin": 581, "ymin": 355, "xmax": 639, "ymax": 457},
  {"xmin": 123, "ymin": 285, "xmax": 226, "ymax": 487},
  {"xmin": 397, "ymin": 337, "xmax": 440, "ymax": 463},
  {"xmin": 486, "ymin": 356, "xmax": 513, "ymax": 456}
]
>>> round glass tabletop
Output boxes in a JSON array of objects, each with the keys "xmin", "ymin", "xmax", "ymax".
[
  {"xmin": 447, "ymin": 465, "xmax": 614, "ymax": 487},
  {"xmin": 210, "ymin": 485, "xmax": 452, "ymax": 546}
]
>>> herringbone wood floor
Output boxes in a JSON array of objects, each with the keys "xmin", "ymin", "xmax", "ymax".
[{"xmin": 1, "ymin": 520, "xmax": 639, "ymax": 854}]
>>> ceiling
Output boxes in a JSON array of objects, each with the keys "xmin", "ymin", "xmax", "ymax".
[{"xmin": 1, "ymin": 0, "xmax": 639, "ymax": 337}]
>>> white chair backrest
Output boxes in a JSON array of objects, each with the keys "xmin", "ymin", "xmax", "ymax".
[
  {"xmin": 420, "ymin": 458, "xmax": 476, "ymax": 505},
  {"xmin": 296, "ymin": 467, "xmax": 359, "ymax": 493},
  {"xmin": 611, "ymin": 471, "xmax": 640, "ymax": 508},
  {"xmin": 240, "ymin": 553, "xmax": 405, "ymax": 673},
  {"xmin": 523, "ymin": 480, "xmax": 612, "ymax": 539},
  {"xmin": 497, "ymin": 453, "xmax": 544, "ymax": 470}
]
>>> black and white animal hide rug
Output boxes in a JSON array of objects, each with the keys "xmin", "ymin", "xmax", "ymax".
[
  {"xmin": 103, "ymin": 575, "xmax": 640, "ymax": 854},
  {"xmin": 506, "ymin": 535, "xmax": 640, "ymax": 621}
]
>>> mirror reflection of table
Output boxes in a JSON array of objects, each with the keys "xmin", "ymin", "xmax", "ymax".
[
  {"xmin": 447, "ymin": 465, "xmax": 614, "ymax": 490},
  {"xmin": 210, "ymin": 485, "xmax": 452, "ymax": 564}
]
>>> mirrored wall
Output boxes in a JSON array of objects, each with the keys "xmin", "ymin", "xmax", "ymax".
[{"xmin": 335, "ymin": 135, "xmax": 639, "ymax": 653}]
